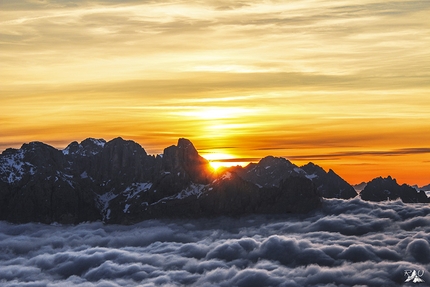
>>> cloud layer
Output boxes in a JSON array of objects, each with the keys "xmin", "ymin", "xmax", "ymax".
[{"xmin": 1, "ymin": 198, "xmax": 429, "ymax": 286}]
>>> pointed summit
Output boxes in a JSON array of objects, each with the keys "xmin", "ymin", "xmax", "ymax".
[
  {"xmin": 177, "ymin": 138, "xmax": 201, "ymax": 163},
  {"xmin": 234, "ymin": 156, "xmax": 302, "ymax": 188},
  {"xmin": 162, "ymin": 138, "xmax": 213, "ymax": 184}
]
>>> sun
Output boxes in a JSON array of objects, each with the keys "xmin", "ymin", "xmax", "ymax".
[{"xmin": 202, "ymin": 152, "xmax": 235, "ymax": 171}]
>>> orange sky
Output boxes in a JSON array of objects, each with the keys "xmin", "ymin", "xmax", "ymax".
[{"xmin": 1, "ymin": 0, "xmax": 430, "ymax": 185}]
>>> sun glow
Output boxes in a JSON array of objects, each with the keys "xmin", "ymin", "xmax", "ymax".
[
  {"xmin": 176, "ymin": 107, "xmax": 253, "ymax": 120},
  {"xmin": 202, "ymin": 152, "xmax": 237, "ymax": 171},
  {"xmin": 1, "ymin": 0, "xmax": 430, "ymax": 185}
]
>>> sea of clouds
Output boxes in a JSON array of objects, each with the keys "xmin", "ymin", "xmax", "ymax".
[{"xmin": 1, "ymin": 198, "xmax": 430, "ymax": 287}]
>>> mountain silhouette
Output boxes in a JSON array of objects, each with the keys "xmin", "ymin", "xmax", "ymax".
[
  {"xmin": 0, "ymin": 138, "xmax": 427, "ymax": 224},
  {"xmin": 360, "ymin": 176, "xmax": 429, "ymax": 203}
]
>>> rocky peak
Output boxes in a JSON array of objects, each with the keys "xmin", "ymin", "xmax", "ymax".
[
  {"xmin": 83, "ymin": 138, "xmax": 106, "ymax": 148},
  {"xmin": 258, "ymin": 156, "xmax": 291, "ymax": 167},
  {"xmin": 21, "ymin": 141, "xmax": 61, "ymax": 157},
  {"xmin": 177, "ymin": 138, "xmax": 196, "ymax": 152},
  {"xmin": 21, "ymin": 141, "xmax": 65, "ymax": 173},
  {"xmin": 162, "ymin": 138, "xmax": 213, "ymax": 184},
  {"xmin": 63, "ymin": 141, "xmax": 80, "ymax": 155},
  {"xmin": 361, "ymin": 176, "xmax": 429, "ymax": 203},
  {"xmin": 301, "ymin": 163, "xmax": 357, "ymax": 199},
  {"xmin": 301, "ymin": 162, "xmax": 325, "ymax": 178},
  {"xmin": 101, "ymin": 137, "xmax": 148, "ymax": 165},
  {"xmin": 1, "ymin": 141, "xmax": 67, "ymax": 185},
  {"xmin": 103, "ymin": 137, "xmax": 146, "ymax": 155},
  {"xmin": 96, "ymin": 137, "xmax": 151, "ymax": 188},
  {"xmin": 234, "ymin": 156, "xmax": 303, "ymax": 188},
  {"xmin": 63, "ymin": 138, "xmax": 106, "ymax": 156},
  {"xmin": 360, "ymin": 176, "xmax": 400, "ymax": 202}
]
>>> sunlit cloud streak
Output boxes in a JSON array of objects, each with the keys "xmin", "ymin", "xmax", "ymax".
[{"xmin": 1, "ymin": 0, "xmax": 430, "ymax": 184}]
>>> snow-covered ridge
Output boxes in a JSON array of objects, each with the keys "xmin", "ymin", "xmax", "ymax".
[{"xmin": 62, "ymin": 138, "xmax": 106, "ymax": 156}]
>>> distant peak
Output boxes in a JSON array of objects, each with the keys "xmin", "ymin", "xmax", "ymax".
[
  {"xmin": 258, "ymin": 156, "xmax": 292, "ymax": 165},
  {"xmin": 301, "ymin": 162, "xmax": 324, "ymax": 172}
]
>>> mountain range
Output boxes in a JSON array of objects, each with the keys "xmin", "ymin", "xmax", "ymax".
[{"xmin": 0, "ymin": 137, "xmax": 428, "ymax": 224}]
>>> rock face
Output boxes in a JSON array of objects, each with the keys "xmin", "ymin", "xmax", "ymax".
[
  {"xmin": 233, "ymin": 157, "xmax": 356, "ymax": 199},
  {"xmin": 134, "ymin": 171, "xmax": 321, "ymax": 221},
  {"xmin": 0, "ymin": 141, "xmax": 100, "ymax": 224},
  {"xmin": 360, "ymin": 176, "xmax": 430, "ymax": 203},
  {"xmin": 233, "ymin": 156, "xmax": 305, "ymax": 188},
  {"xmin": 300, "ymin": 163, "xmax": 357, "ymax": 199},
  {"xmin": 200, "ymin": 171, "xmax": 321, "ymax": 216},
  {"xmin": 0, "ymin": 138, "xmax": 325, "ymax": 224}
]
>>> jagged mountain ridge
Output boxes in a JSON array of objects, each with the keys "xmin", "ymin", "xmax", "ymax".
[
  {"xmin": 231, "ymin": 156, "xmax": 357, "ymax": 199},
  {"xmin": 0, "ymin": 137, "xmax": 323, "ymax": 224},
  {"xmin": 0, "ymin": 137, "xmax": 215, "ymax": 224},
  {"xmin": 0, "ymin": 137, "xmax": 427, "ymax": 224}
]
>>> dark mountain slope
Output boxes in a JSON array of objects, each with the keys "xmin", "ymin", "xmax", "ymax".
[
  {"xmin": 0, "ymin": 138, "xmax": 362, "ymax": 224},
  {"xmin": 360, "ymin": 176, "xmax": 429, "ymax": 203}
]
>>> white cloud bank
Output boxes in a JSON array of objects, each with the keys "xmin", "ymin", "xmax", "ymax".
[{"xmin": 1, "ymin": 198, "xmax": 430, "ymax": 286}]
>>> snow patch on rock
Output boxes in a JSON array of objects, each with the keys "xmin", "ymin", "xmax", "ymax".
[
  {"xmin": 151, "ymin": 183, "xmax": 206, "ymax": 206},
  {"xmin": 221, "ymin": 172, "xmax": 232, "ymax": 180},
  {"xmin": 96, "ymin": 192, "xmax": 118, "ymax": 220},
  {"xmin": 305, "ymin": 173, "xmax": 318, "ymax": 180},
  {"xmin": 90, "ymin": 138, "xmax": 106, "ymax": 148},
  {"xmin": 123, "ymin": 182, "xmax": 152, "ymax": 201},
  {"xmin": 0, "ymin": 150, "xmax": 31, "ymax": 184}
]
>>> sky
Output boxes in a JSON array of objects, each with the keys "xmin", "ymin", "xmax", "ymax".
[
  {"xmin": 1, "ymin": 0, "xmax": 430, "ymax": 185},
  {"xmin": 1, "ymin": 198, "xmax": 430, "ymax": 286}
]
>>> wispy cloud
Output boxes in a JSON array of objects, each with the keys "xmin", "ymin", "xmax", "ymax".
[
  {"xmin": 1, "ymin": 0, "xmax": 430, "ymax": 183},
  {"xmin": 287, "ymin": 148, "xmax": 430, "ymax": 161}
]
